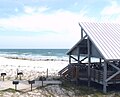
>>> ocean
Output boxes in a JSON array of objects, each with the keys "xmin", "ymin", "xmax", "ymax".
[{"xmin": 0, "ymin": 49, "xmax": 69, "ymax": 61}]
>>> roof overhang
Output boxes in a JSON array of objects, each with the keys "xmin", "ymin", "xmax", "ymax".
[{"xmin": 67, "ymin": 22, "xmax": 120, "ymax": 61}]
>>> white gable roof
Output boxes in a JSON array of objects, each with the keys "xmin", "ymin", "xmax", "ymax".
[{"xmin": 80, "ymin": 22, "xmax": 120, "ymax": 61}]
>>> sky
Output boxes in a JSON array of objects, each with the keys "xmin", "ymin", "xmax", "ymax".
[{"xmin": 0, "ymin": 0, "xmax": 120, "ymax": 49}]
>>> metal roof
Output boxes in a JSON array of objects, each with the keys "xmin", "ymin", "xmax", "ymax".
[{"xmin": 80, "ymin": 22, "xmax": 120, "ymax": 61}]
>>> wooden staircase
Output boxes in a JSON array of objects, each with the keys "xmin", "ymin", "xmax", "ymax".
[{"xmin": 58, "ymin": 65, "xmax": 69, "ymax": 78}]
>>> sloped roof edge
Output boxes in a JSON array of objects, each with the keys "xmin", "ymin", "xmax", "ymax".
[
  {"xmin": 82, "ymin": 22, "xmax": 120, "ymax": 60},
  {"xmin": 67, "ymin": 22, "xmax": 120, "ymax": 61},
  {"xmin": 66, "ymin": 35, "xmax": 87, "ymax": 55}
]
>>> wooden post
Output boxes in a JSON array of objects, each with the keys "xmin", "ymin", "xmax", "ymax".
[
  {"xmin": 78, "ymin": 46, "xmax": 80, "ymax": 64},
  {"xmin": 1, "ymin": 73, "xmax": 6, "ymax": 81},
  {"xmin": 46, "ymin": 68, "xmax": 48, "ymax": 78},
  {"xmin": 13, "ymin": 80, "xmax": 19, "ymax": 91},
  {"xmin": 16, "ymin": 69, "xmax": 18, "ymax": 79},
  {"xmin": 69, "ymin": 54, "xmax": 73, "ymax": 79},
  {"xmin": 15, "ymin": 84, "xmax": 17, "ymax": 91},
  {"xmin": 100, "ymin": 58, "xmax": 102, "ymax": 64},
  {"xmin": 17, "ymin": 72, "xmax": 23, "ymax": 80},
  {"xmin": 81, "ymin": 28, "xmax": 83, "ymax": 39},
  {"xmin": 75, "ymin": 46, "xmax": 80, "ymax": 84},
  {"xmin": 87, "ymin": 37, "xmax": 91, "ymax": 87},
  {"xmin": 28, "ymin": 80, "xmax": 35, "ymax": 91},
  {"xmin": 69, "ymin": 54, "xmax": 71, "ymax": 64},
  {"xmin": 99, "ymin": 58, "xmax": 102, "ymax": 69},
  {"xmin": 71, "ymin": 65, "xmax": 74, "ymax": 79},
  {"xmin": 75, "ymin": 66, "xmax": 79, "ymax": 84},
  {"xmin": 31, "ymin": 84, "xmax": 32, "ymax": 91},
  {"xmin": 103, "ymin": 61, "xmax": 107, "ymax": 93},
  {"xmin": 19, "ymin": 75, "xmax": 21, "ymax": 80},
  {"xmin": 42, "ymin": 77, "xmax": 43, "ymax": 87},
  {"xmin": 3, "ymin": 76, "xmax": 4, "ymax": 81}
]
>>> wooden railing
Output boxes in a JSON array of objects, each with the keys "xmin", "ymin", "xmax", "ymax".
[
  {"xmin": 59, "ymin": 62, "xmax": 120, "ymax": 84},
  {"xmin": 90, "ymin": 68, "xmax": 116, "ymax": 84},
  {"xmin": 58, "ymin": 65, "xmax": 69, "ymax": 76},
  {"xmin": 90, "ymin": 68, "xmax": 103, "ymax": 83}
]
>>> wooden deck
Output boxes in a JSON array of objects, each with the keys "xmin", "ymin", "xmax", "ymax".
[{"xmin": 59, "ymin": 62, "xmax": 120, "ymax": 85}]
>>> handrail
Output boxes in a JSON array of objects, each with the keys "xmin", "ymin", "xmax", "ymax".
[{"xmin": 58, "ymin": 65, "xmax": 69, "ymax": 75}]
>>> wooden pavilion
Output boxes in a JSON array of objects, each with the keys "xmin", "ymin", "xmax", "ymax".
[{"xmin": 59, "ymin": 22, "xmax": 120, "ymax": 93}]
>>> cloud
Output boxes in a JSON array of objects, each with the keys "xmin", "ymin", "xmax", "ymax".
[
  {"xmin": 38, "ymin": 6, "xmax": 49, "ymax": 13},
  {"xmin": 24, "ymin": 6, "xmax": 36, "ymax": 14},
  {"xmin": 100, "ymin": 0, "xmax": 120, "ymax": 23},
  {"xmin": 101, "ymin": 0, "xmax": 120, "ymax": 15},
  {"xmin": 0, "ymin": 7, "xmax": 97, "ymax": 48},
  {"xmin": 24, "ymin": 6, "xmax": 49, "ymax": 14},
  {"xmin": 0, "ymin": 7, "xmax": 94, "ymax": 33}
]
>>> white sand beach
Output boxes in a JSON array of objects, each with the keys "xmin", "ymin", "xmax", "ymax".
[
  {"xmin": 0, "ymin": 57, "xmax": 68, "ymax": 80},
  {"xmin": 0, "ymin": 57, "xmax": 73, "ymax": 97}
]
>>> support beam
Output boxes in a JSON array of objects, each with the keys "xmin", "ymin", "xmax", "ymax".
[
  {"xmin": 106, "ymin": 71, "xmax": 120, "ymax": 82},
  {"xmin": 106, "ymin": 63, "xmax": 120, "ymax": 82},
  {"xmin": 109, "ymin": 63, "xmax": 120, "ymax": 71},
  {"xmin": 81, "ymin": 28, "xmax": 83, "ymax": 39},
  {"xmin": 80, "ymin": 56, "xmax": 88, "ymax": 62},
  {"xmin": 75, "ymin": 46, "xmax": 80, "ymax": 84},
  {"xmin": 79, "ymin": 23, "xmax": 87, "ymax": 39},
  {"xmin": 70, "ymin": 55, "xmax": 79, "ymax": 62},
  {"xmin": 87, "ymin": 38, "xmax": 91, "ymax": 87},
  {"xmin": 103, "ymin": 61, "xmax": 107, "ymax": 93},
  {"xmin": 69, "ymin": 54, "xmax": 71, "ymax": 64},
  {"xmin": 78, "ymin": 46, "xmax": 80, "ymax": 64},
  {"xmin": 100, "ymin": 58, "xmax": 102, "ymax": 64},
  {"xmin": 75, "ymin": 65, "xmax": 79, "ymax": 84}
]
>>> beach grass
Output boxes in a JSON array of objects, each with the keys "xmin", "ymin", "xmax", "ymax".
[
  {"xmin": 60, "ymin": 79, "xmax": 107, "ymax": 97},
  {"xmin": 60, "ymin": 79, "xmax": 120, "ymax": 97},
  {"xmin": 0, "ymin": 82, "xmax": 120, "ymax": 97},
  {"xmin": 0, "ymin": 88, "xmax": 22, "ymax": 93}
]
